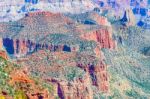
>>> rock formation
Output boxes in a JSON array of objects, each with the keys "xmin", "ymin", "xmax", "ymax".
[
  {"xmin": 0, "ymin": 11, "xmax": 116, "ymax": 99},
  {"xmin": 80, "ymin": 27, "xmax": 116, "ymax": 49},
  {"xmin": 0, "ymin": 50, "xmax": 8, "ymax": 60},
  {"xmin": 120, "ymin": 8, "xmax": 136, "ymax": 26},
  {"xmin": 88, "ymin": 12, "xmax": 111, "ymax": 26}
]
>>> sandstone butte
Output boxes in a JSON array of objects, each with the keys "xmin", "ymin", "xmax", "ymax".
[{"xmin": 0, "ymin": 11, "xmax": 116, "ymax": 99}]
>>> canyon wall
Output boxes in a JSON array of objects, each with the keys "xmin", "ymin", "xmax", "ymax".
[{"xmin": 0, "ymin": 10, "xmax": 117, "ymax": 99}]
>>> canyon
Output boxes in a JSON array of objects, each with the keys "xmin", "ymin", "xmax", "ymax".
[
  {"xmin": 1, "ymin": 1, "xmax": 149, "ymax": 98},
  {"xmin": 0, "ymin": 10, "xmax": 117, "ymax": 99}
]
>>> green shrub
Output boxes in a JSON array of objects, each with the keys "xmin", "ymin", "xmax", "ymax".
[{"xmin": 64, "ymin": 66, "xmax": 85, "ymax": 81}]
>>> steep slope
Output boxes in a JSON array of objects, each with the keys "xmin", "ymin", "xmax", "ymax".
[
  {"xmin": 0, "ymin": 56, "xmax": 58, "ymax": 99},
  {"xmin": 100, "ymin": 23, "xmax": 150, "ymax": 98},
  {"xmin": 0, "ymin": 1, "xmax": 150, "ymax": 98},
  {"xmin": 0, "ymin": 10, "xmax": 117, "ymax": 99}
]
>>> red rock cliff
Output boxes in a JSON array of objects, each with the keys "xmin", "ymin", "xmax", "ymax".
[{"xmin": 80, "ymin": 27, "xmax": 116, "ymax": 49}]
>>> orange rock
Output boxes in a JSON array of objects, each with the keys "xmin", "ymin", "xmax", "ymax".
[
  {"xmin": 9, "ymin": 69, "xmax": 34, "ymax": 85},
  {"xmin": 80, "ymin": 28, "xmax": 115, "ymax": 49},
  {"xmin": 0, "ymin": 50, "xmax": 8, "ymax": 60},
  {"xmin": 47, "ymin": 75, "xmax": 93, "ymax": 99}
]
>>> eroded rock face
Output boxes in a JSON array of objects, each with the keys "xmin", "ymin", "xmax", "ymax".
[
  {"xmin": 2, "ymin": 38, "xmax": 74, "ymax": 57},
  {"xmin": 80, "ymin": 28, "xmax": 116, "ymax": 49},
  {"xmin": 77, "ymin": 58, "xmax": 109, "ymax": 93},
  {"xmin": 0, "ymin": 50, "xmax": 8, "ymax": 60},
  {"xmin": 16, "ymin": 48, "xmax": 110, "ymax": 99},
  {"xmin": 53, "ymin": 73, "xmax": 93, "ymax": 99},
  {"xmin": 120, "ymin": 9, "xmax": 136, "ymax": 26},
  {"xmin": 0, "ymin": 11, "xmax": 117, "ymax": 99},
  {"xmin": 93, "ymin": 62, "xmax": 109, "ymax": 92}
]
